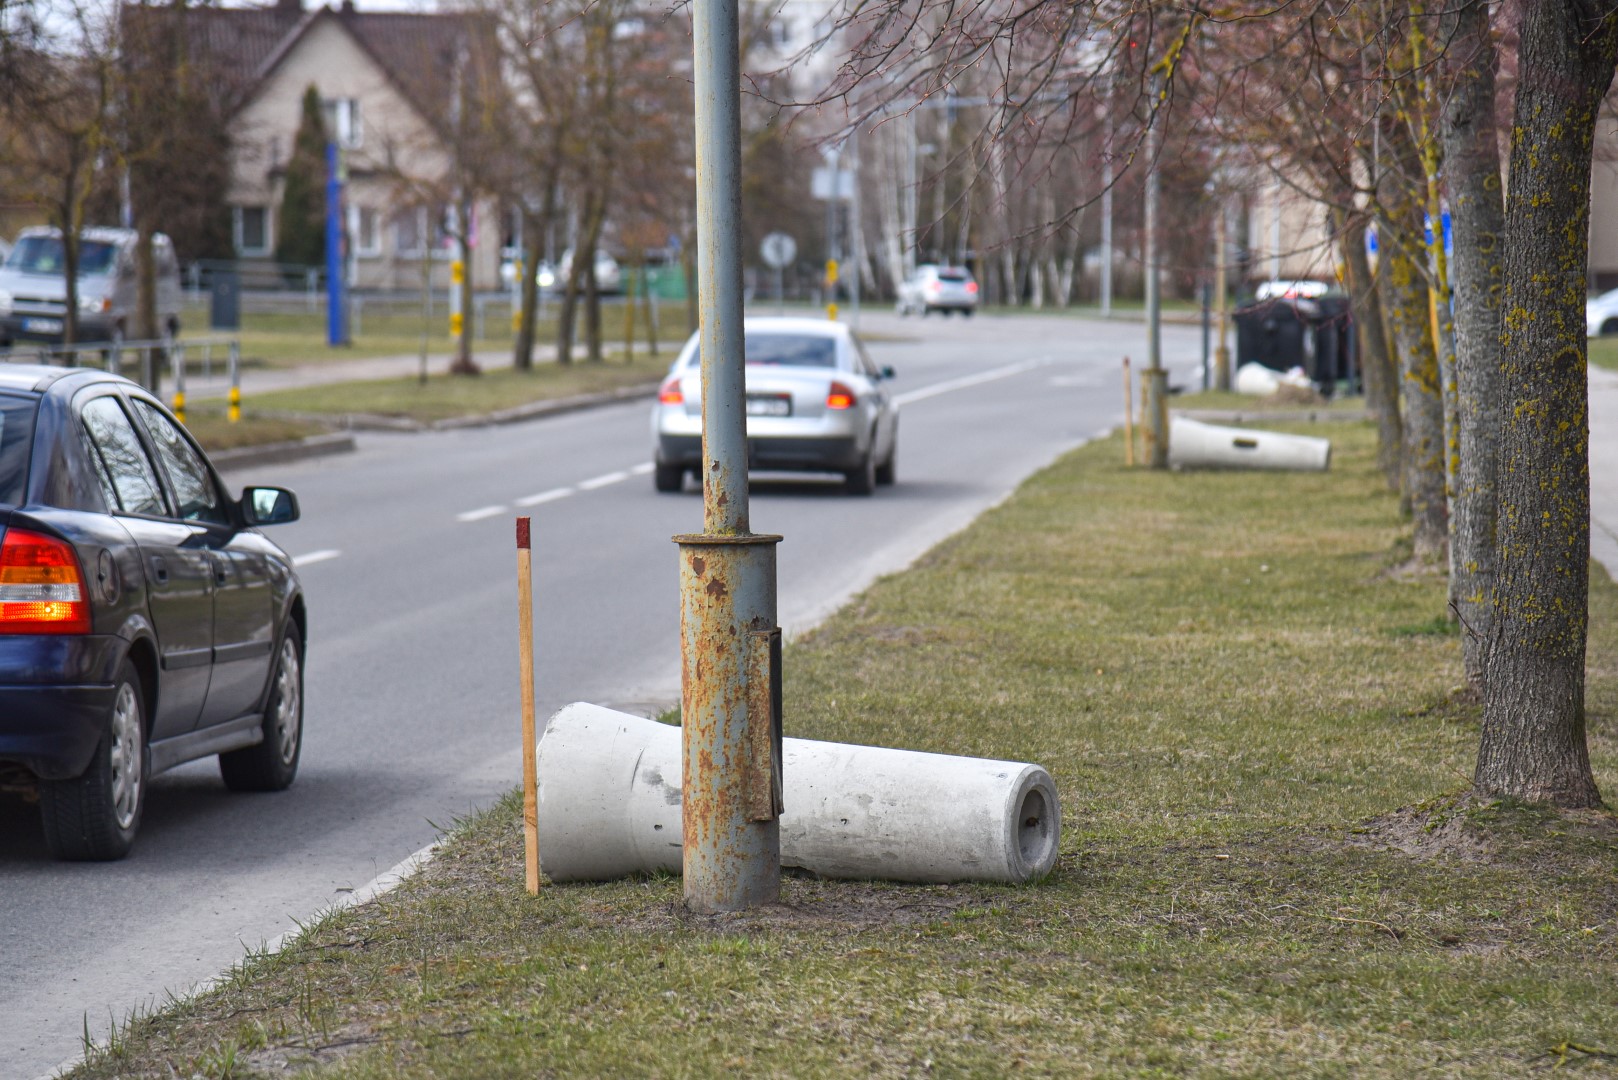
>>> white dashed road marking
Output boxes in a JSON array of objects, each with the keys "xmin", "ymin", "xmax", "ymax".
[
  {"xmin": 894, "ymin": 357, "xmax": 1052, "ymax": 406},
  {"xmin": 455, "ymin": 505, "xmax": 508, "ymax": 523},
  {"xmin": 292, "ymin": 549, "xmax": 342, "ymax": 567},
  {"xmin": 577, "ymin": 470, "xmax": 629, "ymax": 490},
  {"xmin": 516, "ymin": 487, "xmax": 574, "ymax": 507}
]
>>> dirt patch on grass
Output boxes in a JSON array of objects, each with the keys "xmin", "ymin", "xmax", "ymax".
[
  {"xmin": 1348, "ymin": 795, "xmax": 1618, "ymax": 866},
  {"xmin": 1348, "ymin": 801, "xmax": 1497, "ymax": 862}
]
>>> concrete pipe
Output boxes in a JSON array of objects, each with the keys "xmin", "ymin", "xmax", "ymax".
[
  {"xmin": 1168, "ymin": 415, "xmax": 1330, "ymax": 472},
  {"xmin": 535, "ymin": 702, "xmax": 1062, "ymax": 886}
]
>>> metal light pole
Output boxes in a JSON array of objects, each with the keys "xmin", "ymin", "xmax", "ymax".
[
  {"xmin": 1214, "ymin": 206, "xmax": 1231, "ymax": 391},
  {"xmin": 1141, "ymin": 78, "xmax": 1169, "ymax": 469},
  {"xmin": 674, "ymin": 0, "xmax": 783, "ymax": 913},
  {"xmin": 1100, "ymin": 105, "xmax": 1113, "ymax": 318}
]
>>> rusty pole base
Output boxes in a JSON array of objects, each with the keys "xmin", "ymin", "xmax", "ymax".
[
  {"xmin": 1142, "ymin": 367, "xmax": 1170, "ymax": 470},
  {"xmin": 675, "ymin": 532, "xmax": 783, "ymax": 913}
]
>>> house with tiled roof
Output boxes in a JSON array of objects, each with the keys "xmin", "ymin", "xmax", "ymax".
[{"xmin": 123, "ymin": 0, "xmax": 502, "ymax": 292}]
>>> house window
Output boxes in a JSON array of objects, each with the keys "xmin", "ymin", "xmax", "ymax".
[
  {"xmin": 351, "ymin": 205, "xmax": 380, "ymax": 256},
  {"xmin": 393, "ymin": 206, "xmax": 425, "ymax": 255},
  {"xmin": 325, "ymin": 98, "xmax": 362, "ymax": 150},
  {"xmin": 234, "ymin": 206, "xmax": 270, "ymax": 255}
]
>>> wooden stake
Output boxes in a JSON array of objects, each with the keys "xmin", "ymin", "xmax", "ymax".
[
  {"xmin": 1122, "ymin": 356, "xmax": 1135, "ymax": 467},
  {"xmin": 516, "ymin": 516, "xmax": 540, "ymax": 894}
]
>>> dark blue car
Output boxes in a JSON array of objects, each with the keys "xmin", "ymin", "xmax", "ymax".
[{"xmin": 0, "ymin": 365, "xmax": 305, "ymax": 860}]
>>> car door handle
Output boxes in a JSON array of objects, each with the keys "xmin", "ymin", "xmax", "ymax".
[
  {"xmin": 212, "ymin": 557, "xmax": 229, "ymax": 586},
  {"xmin": 150, "ymin": 555, "xmax": 168, "ymax": 585}
]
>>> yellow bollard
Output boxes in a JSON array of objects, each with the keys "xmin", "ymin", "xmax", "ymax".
[
  {"xmin": 826, "ymin": 259, "xmax": 839, "ymax": 321},
  {"xmin": 172, "ymin": 391, "xmax": 186, "ymax": 425},
  {"xmin": 227, "ymin": 385, "xmax": 241, "ymax": 424}
]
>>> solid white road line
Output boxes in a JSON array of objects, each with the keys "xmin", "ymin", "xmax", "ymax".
[
  {"xmin": 630, "ymin": 462, "xmax": 655, "ymax": 475},
  {"xmin": 577, "ymin": 470, "xmax": 629, "ymax": 490},
  {"xmin": 516, "ymin": 487, "xmax": 574, "ymax": 507},
  {"xmin": 291, "ymin": 549, "xmax": 342, "ymax": 567},
  {"xmin": 455, "ymin": 505, "xmax": 508, "ymax": 523},
  {"xmin": 893, "ymin": 356, "xmax": 1053, "ymax": 406}
]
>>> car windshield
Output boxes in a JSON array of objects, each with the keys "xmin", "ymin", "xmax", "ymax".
[
  {"xmin": 5, "ymin": 236, "xmax": 119, "ymax": 276},
  {"xmin": 0, "ymin": 394, "xmax": 37, "ymax": 506},
  {"xmin": 684, "ymin": 333, "xmax": 839, "ymax": 370}
]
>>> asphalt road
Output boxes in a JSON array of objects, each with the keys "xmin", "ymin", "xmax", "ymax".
[{"xmin": 1, "ymin": 310, "xmax": 1201, "ymax": 1078}]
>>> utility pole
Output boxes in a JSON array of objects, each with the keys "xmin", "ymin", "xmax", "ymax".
[
  {"xmin": 324, "ymin": 142, "xmax": 348, "ymax": 346},
  {"xmin": 1142, "ymin": 74, "xmax": 1168, "ymax": 469},
  {"xmin": 1214, "ymin": 205, "xmax": 1231, "ymax": 391},
  {"xmin": 675, "ymin": 0, "xmax": 783, "ymax": 913},
  {"xmin": 1100, "ymin": 102, "xmax": 1113, "ymax": 318}
]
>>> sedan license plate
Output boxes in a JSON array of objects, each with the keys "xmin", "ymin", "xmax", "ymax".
[
  {"xmin": 746, "ymin": 395, "xmax": 791, "ymax": 417},
  {"xmin": 24, "ymin": 318, "xmax": 63, "ymax": 334}
]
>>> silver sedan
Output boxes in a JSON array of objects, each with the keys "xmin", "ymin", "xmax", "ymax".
[{"xmin": 650, "ymin": 317, "xmax": 899, "ymax": 495}]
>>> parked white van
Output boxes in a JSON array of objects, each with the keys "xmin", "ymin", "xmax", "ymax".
[{"xmin": 0, "ymin": 226, "xmax": 182, "ymax": 347}]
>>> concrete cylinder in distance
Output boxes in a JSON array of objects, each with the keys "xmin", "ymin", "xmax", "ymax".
[
  {"xmin": 535, "ymin": 703, "xmax": 1062, "ymax": 886},
  {"xmin": 1168, "ymin": 416, "xmax": 1330, "ymax": 472}
]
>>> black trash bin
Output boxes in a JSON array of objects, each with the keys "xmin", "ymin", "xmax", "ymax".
[
  {"xmin": 210, "ymin": 268, "xmax": 241, "ymax": 331},
  {"xmin": 1233, "ymin": 294, "xmax": 1357, "ymax": 396}
]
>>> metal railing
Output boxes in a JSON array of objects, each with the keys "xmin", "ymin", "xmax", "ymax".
[{"xmin": 0, "ymin": 335, "xmax": 244, "ymax": 424}]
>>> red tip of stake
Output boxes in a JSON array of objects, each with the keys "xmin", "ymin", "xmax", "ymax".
[{"xmin": 516, "ymin": 516, "xmax": 531, "ymax": 550}]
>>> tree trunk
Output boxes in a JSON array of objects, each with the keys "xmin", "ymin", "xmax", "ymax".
[
  {"xmin": 1377, "ymin": 132, "xmax": 1447, "ymax": 563},
  {"xmin": 450, "ymin": 224, "xmax": 480, "ymax": 375},
  {"xmin": 513, "ymin": 209, "xmax": 540, "ymax": 372},
  {"xmin": 1440, "ymin": 0, "xmax": 1505, "ymax": 691},
  {"xmin": 1475, "ymin": 1, "xmax": 1618, "ymax": 809},
  {"xmin": 1340, "ymin": 210, "xmax": 1401, "ymax": 492}
]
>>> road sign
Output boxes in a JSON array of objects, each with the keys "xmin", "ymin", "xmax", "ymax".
[{"xmin": 760, "ymin": 232, "xmax": 796, "ymax": 269}]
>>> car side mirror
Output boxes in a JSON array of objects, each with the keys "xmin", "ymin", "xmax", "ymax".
[
  {"xmin": 241, "ymin": 486, "xmax": 299, "ymax": 526},
  {"xmin": 881, "ymin": 366, "xmax": 896, "ymax": 380}
]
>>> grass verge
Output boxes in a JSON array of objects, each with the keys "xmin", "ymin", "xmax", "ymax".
[
  {"xmin": 240, "ymin": 363, "xmax": 659, "ymax": 425},
  {"xmin": 182, "ymin": 407, "xmax": 332, "ymax": 454},
  {"xmin": 70, "ymin": 422, "xmax": 1618, "ymax": 1078},
  {"xmin": 1589, "ymin": 336, "xmax": 1618, "ymax": 373}
]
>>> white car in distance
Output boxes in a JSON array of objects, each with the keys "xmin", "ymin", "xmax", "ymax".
[
  {"xmin": 650, "ymin": 318, "xmax": 899, "ymax": 495},
  {"xmin": 896, "ymin": 264, "xmax": 979, "ymax": 317}
]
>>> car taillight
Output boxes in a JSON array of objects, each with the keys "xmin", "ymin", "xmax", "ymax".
[
  {"xmin": 658, "ymin": 377, "xmax": 684, "ymax": 405},
  {"xmin": 0, "ymin": 528, "xmax": 91, "ymax": 634},
  {"xmin": 826, "ymin": 382, "xmax": 856, "ymax": 410},
  {"xmin": 966, "ymin": 281, "xmax": 979, "ymax": 294}
]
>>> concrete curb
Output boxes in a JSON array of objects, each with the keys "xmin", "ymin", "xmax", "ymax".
[{"xmin": 209, "ymin": 432, "xmax": 357, "ymax": 471}]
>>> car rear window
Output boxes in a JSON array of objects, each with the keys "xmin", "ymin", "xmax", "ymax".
[
  {"xmin": 683, "ymin": 334, "xmax": 840, "ymax": 370},
  {"xmin": 0, "ymin": 393, "xmax": 37, "ymax": 507},
  {"xmin": 936, "ymin": 270, "xmax": 969, "ymax": 283}
]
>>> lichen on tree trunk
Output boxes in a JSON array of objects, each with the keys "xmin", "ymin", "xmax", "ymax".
[
  {"xmin": 1439, "ymin": 0, "xmax": 1505, "ymax": 691},
  {"xmin": 1475, "ymin": 0, "xmax": 1618, "ymax": 809},
  {"xmin": 1376, "ymin": 121, "xmax": 1448, "ymax": 565}
]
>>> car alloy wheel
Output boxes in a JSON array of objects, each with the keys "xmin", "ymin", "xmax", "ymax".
[
  {"xmin": 271, "ymin": 637, "xmax": 301, "ymax": 765},
  {"xmin": 109, "ymin": 681, "xmax": 143, "ymax": 830}
]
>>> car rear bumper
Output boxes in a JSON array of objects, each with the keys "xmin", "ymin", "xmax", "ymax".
[
  {"xmin": 0, "ymin": 636, "xmax": 127, "ymax": 780},
  {"xmin": 657, "ymin": 433, "xmax": 863, "ymax": 472}
]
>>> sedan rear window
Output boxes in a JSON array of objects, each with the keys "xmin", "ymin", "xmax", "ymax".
[
  {"xmin": 683, "ymin": 333, "xmax": 840, "ymax": 370},
  {"xmin": 935, "ymin": 270, "xmax": 969, "ymax": 283},
  {"xmin": 0, "ymin": 393, "xmax": 36, "ymax": 507}
]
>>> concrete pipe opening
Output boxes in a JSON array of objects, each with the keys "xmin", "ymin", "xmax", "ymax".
[{"xmin": 1017, "ymin": 788, "xmax": 1056, "ymax": 869}]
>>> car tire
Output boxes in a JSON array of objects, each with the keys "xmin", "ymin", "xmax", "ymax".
[
  {"xmin": 654, "ymin": 461, "xmax": 685, "ymax": 493},
  {"xmin": 876, "ymin": 441, "xmax": 897, "ymax": 486},
  {"xmin": 1603, "ymin": 318, "xmax": 1618, "ymax": 336},
  {"xmin": 846, "ymin": 448, "xmax": 877, "ymax": 496},
  {"xmin": 40, "ymin": 660, "xmax": 147, "ymax": 861},
  {"xmin": 962, "ymin": 308, "xmax": 975, "ymax": 318},
  {"xmin": 220, "ymin": 624, "xmax": 303, "ymax": 793}
]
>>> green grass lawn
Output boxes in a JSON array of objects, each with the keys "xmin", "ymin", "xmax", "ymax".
[
  {"xmin": 183, "ymin": 408, "xmax": 331, "ymax": 453},
  {"xmin": 242, "ymin": 363, "xmax": 661, "ymax": 424},
  {"xmin": 179, "ymin": 301, "xmax": 689, "ymax": 368},
  {"xmin": 69, "ymin": 422, "xmax": 1618, "ymax": 1078},
  {"xmin": 1589, "ymin": 336, "xmax": 1618, "ymax": 372}
]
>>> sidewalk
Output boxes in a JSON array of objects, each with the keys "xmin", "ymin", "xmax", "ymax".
[
  {"xmin": 182, "ymin": 347, "xmax": 531, "ymax": 400},
  {"xmin": 1587, "ymin": 366, "xmax": 1618, "ymax": 579}
]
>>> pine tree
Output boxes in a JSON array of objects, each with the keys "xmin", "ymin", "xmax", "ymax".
[{"xmin": 275, "ymin": 84, "xmax": 327, "ymax": 272}]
